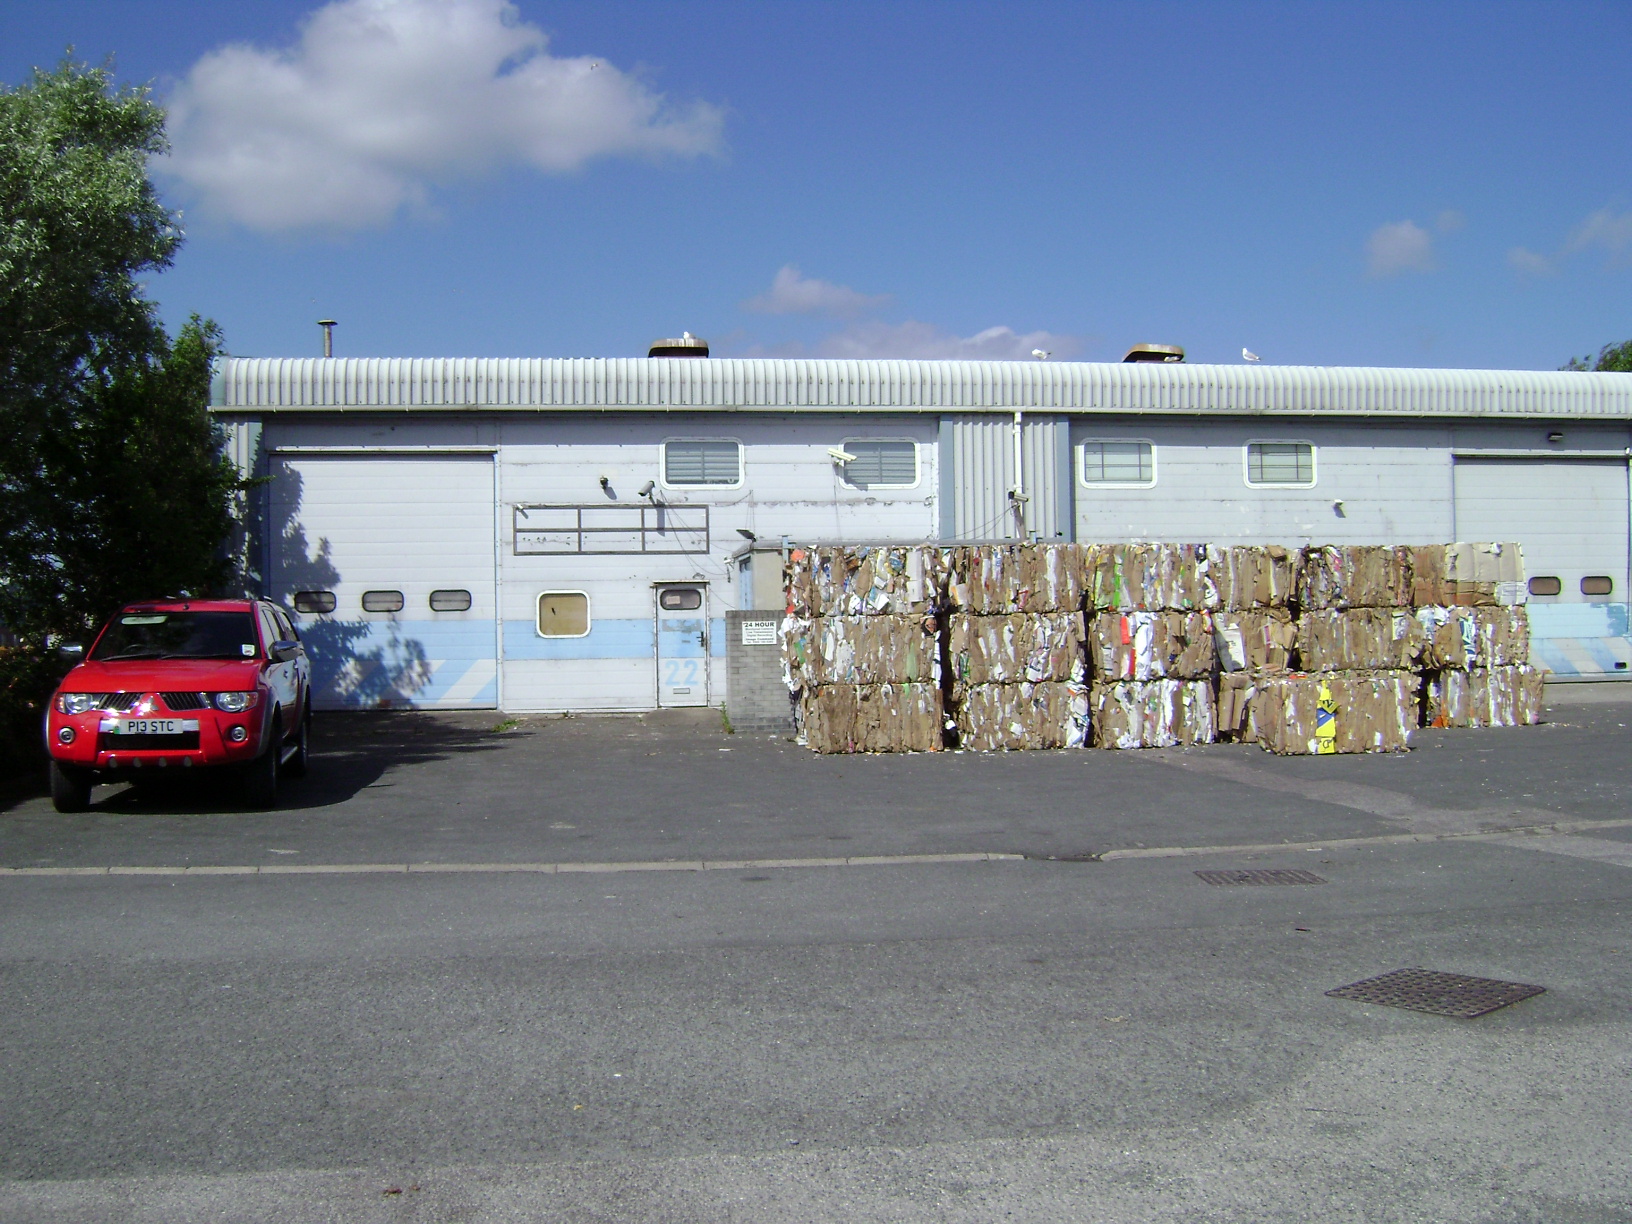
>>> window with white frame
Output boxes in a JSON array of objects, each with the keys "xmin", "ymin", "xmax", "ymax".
[
  {"xmin": 536, "ymin": 591, "xmax": 591, "ymax": 637},
  {"xmin": 839, "ymin": 440, "xmax": 918, "ymax": 489},
  {"xmin": 1079, "ymin": 440, "xmax": 1155, "ymax": 486},
  {"xmin": 663, "ymin": 439, "xmax": 741, "ymax": 487},
  {"xmin": 1245, "ymin": 441, "xmax": 1316, "ymax": 486}
]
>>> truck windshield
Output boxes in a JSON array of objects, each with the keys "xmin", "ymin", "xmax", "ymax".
[{"xmin": 90, "ymin": 611, "xmax": 261, "ymax": 661}]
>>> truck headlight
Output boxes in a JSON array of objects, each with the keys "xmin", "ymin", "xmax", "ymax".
[
  {"xmin": 212, "ymin": 691, "xmax": 260, "ymax": 713},
  {"xmin": 56, "ymin": 693, "xmax": 98, "ymax": 715}
]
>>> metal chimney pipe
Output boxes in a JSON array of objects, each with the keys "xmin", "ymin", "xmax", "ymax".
[{"xmin": 317, "ymin": 319, "xmax": 337, "ymax": 358}]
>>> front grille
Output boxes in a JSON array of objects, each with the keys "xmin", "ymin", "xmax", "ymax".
[
  {"xmin": 95, "ymin": 693, "xmax": 143, "ymax": 711},
  {"xmin": 161, "ymin": 691, "xmax": 209, "ymax": 711},
  {"xmin": 100, "ymin": 732, "xmax": 201, "ymax": 751}
]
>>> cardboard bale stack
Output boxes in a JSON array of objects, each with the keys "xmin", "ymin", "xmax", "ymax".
[
  {"xmin": 782, "ymin": 545, "xmax": 947, "ymax": 753},
  {"xmin": 1243, "ymin": 545, "xmax": 1422, "ymax": 754},
  {"xmin": 1416, "ymin": 599, "xmax": 1542, "ymax": 728},
  {"xmin": 1082, "ymin": 544, "xmax": 1219, "ymax": 748},
  {"xmin": 947, "ymin": 544, "xmax": 1090, "ymax": 750}
]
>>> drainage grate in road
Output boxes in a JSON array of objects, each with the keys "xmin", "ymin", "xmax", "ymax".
[
  {"xmin": 1325, "ymin": 968, "xmax": 1545, "ymax": 1018},
  {"xmin": 1194, "ymin": 868, "xmax": 1326, "ymax": 886}
]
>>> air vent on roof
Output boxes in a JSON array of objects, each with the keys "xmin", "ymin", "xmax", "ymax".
[
  {"xmin": 649, "ymin": 331, "xmax": 709, "ymax": 358},
  {"xmin": 1123, "ymin": 343, "xmax": 1185, "ymax": 363}
]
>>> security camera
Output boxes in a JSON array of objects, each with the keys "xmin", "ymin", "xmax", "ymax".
[
  {"xmin": 827, "ymin": 447, "xmax": 857, "ymax": 464},
  {"xmin": 598, "ymin": 475, "xmax": 611, "ymax": 489},
  {"xmin": 638, "ymin": 480, "xmax": 655, "ymax": 497}
]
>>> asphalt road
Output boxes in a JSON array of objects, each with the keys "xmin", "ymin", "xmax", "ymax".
[{"xmin": 2, "ymin": 690, "xmax": 1630, "ymax": 1222}]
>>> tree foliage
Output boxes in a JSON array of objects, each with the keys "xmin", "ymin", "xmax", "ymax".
[
  {"xmin": 1561, "ymin": 340, "xmax": 1632, "ymax": 372},
  {"xmin": 0, "ymin": 59, "xmax": 241, "ymax": 774}
]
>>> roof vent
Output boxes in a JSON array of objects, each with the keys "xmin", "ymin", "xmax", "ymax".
[
  {"xmin": 1123, "ymin": 343, "xmax": 1185, "ymax": 363},
  {"xmin": 649, "ymin": 331, "xmax": 709, "ymax": 358}
]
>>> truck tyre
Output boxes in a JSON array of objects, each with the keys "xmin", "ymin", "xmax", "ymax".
[
  {"xmin": 49, "ymin": 760, "xmax": 93, "ymax": 813},
  {"xmin": 282, "ymin": 700, "xmax": 310, "ymax": 778},
  {"xmin": 242, "ymin": 717, "xmax": 281, "ymax": 809}
]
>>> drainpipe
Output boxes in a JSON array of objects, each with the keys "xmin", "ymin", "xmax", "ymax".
[{"xmin": 1008, "ymin": 409, "xmax": 1028, "ymax": 539}]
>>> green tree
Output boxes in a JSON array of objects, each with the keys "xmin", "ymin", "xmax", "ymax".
[
  {"xmin": 0, "ymin": 59, "xmax": 240, "ymax": 773},
  {"xmin": 1561, "ymin": 340, "xmax": 1632, "ymax": 372}
]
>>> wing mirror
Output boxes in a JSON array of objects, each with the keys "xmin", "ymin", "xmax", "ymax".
[
  {"xmin": 56, "ymin": 642, "xmax": 85, "ymax": 662},
  {"xmin": 269, "ymin": 640, "xmax": 305, "ymax": 663}
]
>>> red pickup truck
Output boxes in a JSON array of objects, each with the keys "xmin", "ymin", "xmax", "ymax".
[{"xmin": 44, "ymin": 599, "xmax": 313, "ymax": 812}]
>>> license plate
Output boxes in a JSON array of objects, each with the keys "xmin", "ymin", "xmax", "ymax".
[{"xmin": 106, "ymin": 718, "xmax": 200, "ymax": 735}]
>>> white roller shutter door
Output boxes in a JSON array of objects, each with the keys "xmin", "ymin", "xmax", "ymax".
[
  {"xmin": 268, "ymin": 455, "xmax": 499, "ymax": 708},
  {"xmin": 1453, "ymin": 457, "xmax": 1631, "ymax": 677}
]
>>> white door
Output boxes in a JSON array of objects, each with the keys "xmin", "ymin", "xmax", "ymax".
[
  {"xmin": 655, "ymin": 584, "xmax": 709, "ymax": 707},
  {"xmin": 1453, "ymin": 457, "xmax": 1631, "ymax": 677},
  {"xmin": 267, "ymin": 455, "xmax": 499, "ymax": 709}
]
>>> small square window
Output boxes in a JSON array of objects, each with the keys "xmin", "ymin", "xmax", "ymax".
[
  {"xmin": 361, "ymin": 590, "xmax": 404, "ymax": 613},
  {"xmin": 293, "ymin": 590, "xmax": 336, "ymax": 614},
  {"xmin": 1081, "ymin": 440, "xmax": 1154, "ymax": 485},
  {"xmin": 537, "ymin": 591, "xmax": 590, "ymax": 637},
  {"xmin": 1581, "ymin": 575, "xmax": 1614, "ymax": 596},
  {"xmin": 429, "ymin": 588, "xmax": 472, "ymax": 612},
  {"xmin": 663, "ymin": 440, "xmax": 741, "ymax": 486},
  {"xmin": 1246, "ymin": 442, "xmax": 1315, "ymax": 486},
  {"xmin": 1528, "ymin": 576, "xmax": 1562, "ymax": 597},
  {"xmin": 839, "ymin": 440, "xmax": 918, "ymax": 489}
]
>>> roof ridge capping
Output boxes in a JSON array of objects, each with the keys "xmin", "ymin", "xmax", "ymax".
[{"xmin": 209, "ymin": 356, "xmax": 1632, "ymax": 417}]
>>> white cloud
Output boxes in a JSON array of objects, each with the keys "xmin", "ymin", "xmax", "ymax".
[
  {"xmin": 1506, "ymin": 246, "xmax": 1555, "ymax": 277},
  {"xmin": 743, "ymin": 265, "xmax": 890, "ymax": 317},
  {"xmin": 813, "ymin": 320, "xmax": 1081, "ymax": 361},
  {"xmin": 160, "ymin": 0, "xmax": 724, "ymax": 232},
  {"xmin": 1565, "ymin": 208, "xmax": 1632, "ymax": 264},
  {"xmin": 1365, "ymin": 220, "xmax": 1436, "ymax": 277}
]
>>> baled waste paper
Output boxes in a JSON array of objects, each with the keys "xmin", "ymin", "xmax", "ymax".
[
  {"xmin": 796, "ymin": 682, "xmax": 943, "ymax": 754},
  {"xmin": 1087, "ymin": 610, "xmax": 1215, "ymax": 680},
  {"xmin": 1424, "ymin": 664, "xmax": 1546, "ymax": 728},
  {"xmin": 953, "ymin": 681, "xmax": 1091, "ymax": 750},
  {"xmin": 780, "ymin": 539, "xmax": 1542, "ymax": 754},
  {"xmin": 1090, "ymin": 679, "xmax": 1217, "ymax": 749}
]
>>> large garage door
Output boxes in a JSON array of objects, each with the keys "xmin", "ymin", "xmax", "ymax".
[
  {"xmin": 268, "ymin": 455, "xmax": 498, "ymax": 709},
  {"xmin": 1453, "ymin": 457, "xmax": 1630, "ymax": 678}
]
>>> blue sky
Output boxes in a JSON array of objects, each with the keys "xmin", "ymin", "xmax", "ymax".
[{"xmin": 3, "ymin": 0, "xmax": 1628, "ymax": 368}]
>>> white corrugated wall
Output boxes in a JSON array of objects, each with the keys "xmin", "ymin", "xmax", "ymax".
[{"xmin": 946, "ymin": 414, "xmax": 1068, "ymax": 540}]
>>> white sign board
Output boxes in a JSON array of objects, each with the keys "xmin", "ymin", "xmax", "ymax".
[{"xmin": 740, "ymin": 620, "xmax": 777, "ymax": 645}]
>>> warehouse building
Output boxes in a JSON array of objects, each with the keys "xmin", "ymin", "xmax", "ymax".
[{"xmin": 210, "ymin": 352, "xmax": 1632, "ymax": 712}]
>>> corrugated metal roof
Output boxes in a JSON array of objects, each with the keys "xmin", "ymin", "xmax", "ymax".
[{"xmin": 210, "ymin": 357, "xmax": 1632, "ymax": 419}]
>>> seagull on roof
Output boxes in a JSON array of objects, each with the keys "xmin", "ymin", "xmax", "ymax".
[
  {"xmin": 1242, "ymin": 348, "xmax": 1261, "ymax": 362},
  {"xmin": 1031, "ymin": 349, "xmax": 1051, "ymax": 360}
]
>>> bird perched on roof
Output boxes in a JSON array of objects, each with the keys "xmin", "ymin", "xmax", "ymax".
[
  {"xmin": 1031, "ymin": 349, "xmax": 1051, "ymax": 360},
  {"xmin": 1242, "ymin": 348, "xmax": 1261, "ymax": 362}
]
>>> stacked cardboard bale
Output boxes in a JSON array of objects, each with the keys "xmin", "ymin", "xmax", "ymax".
[
  {"xmin": 1203, "ymin": 545, "xmax": 1301, "ymax": 746},
  {"xmin": 1082, "ymin": 544, "xmax": 1218, "ymax": 748},
  {"xmin": 781, "ymin": 545, "xmax": 946, "ymax": 753},
  {"xmin": 1232, "ymin": 545, "xmax": 1421, "ymax": 753},
  {"xmin": 946, "ymin": 544, "xmax": 1090, "ymax": 749},
  {"xmin": 1412, "ymin": 543, "xmax": 1541, "ymax": 727},
  {"xmin": 1417, "ymin": 603, "xmax": 1542, "ymax": 728}
]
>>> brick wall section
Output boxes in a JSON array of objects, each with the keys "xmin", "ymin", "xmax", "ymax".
[{"xmin": 726, "ymin": 610, "xmax": 795, "ymax": 735}]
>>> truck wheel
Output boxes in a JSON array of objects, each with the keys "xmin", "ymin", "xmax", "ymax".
[
  {"xmin": 241, "ymin": 718, "xmax": 281, "ymax": 809},
  {"xmin": 282, "ymin": 702, "xmax": 310, "ymax": 779},
  {"xmin": 50, "ymin": 760, "xmax": 93, "ymax": 813}
]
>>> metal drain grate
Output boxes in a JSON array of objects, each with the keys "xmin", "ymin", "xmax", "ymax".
[
  {"xmin": 1325, "ymin": 968, "xmax": 1545, "ymax": 1018},
  {"xmin": 1194, "ymin": 868, "xmax": 1327, "ymax": 886}
]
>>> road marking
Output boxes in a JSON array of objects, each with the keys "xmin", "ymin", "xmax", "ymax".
[
  {"xmin": 1485, "ymin": 833, "xmax": 1632, "ymax": 868},
  {"xmin": 6, "ymin": 822, "xmax": 1631, "ymax": 879},
  {"xmin": 1097, "ymin": 816, "xmax": 1632, "ymax": 861},
  {"xmin": 0, "ymin": 851, "xmax": 1022, "ymax": 878}
]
